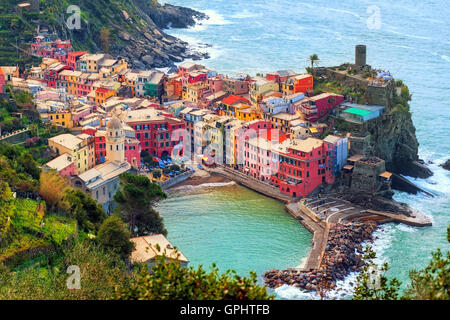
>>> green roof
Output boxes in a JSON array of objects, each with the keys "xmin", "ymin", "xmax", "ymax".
[{"xmin": 343, "ymin": 107, "xmax": 372, "ymax": 117}]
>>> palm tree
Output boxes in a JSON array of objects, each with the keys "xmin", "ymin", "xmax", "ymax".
[{"xmin": 309, "ymin": 54, "xmax": 320, "ymax": 75}]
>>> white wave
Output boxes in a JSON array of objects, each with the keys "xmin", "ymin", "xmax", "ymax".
[
  {"xmin": 385, "ymin": 29, "xmax": 431, "ymax": 41},
  {"xmin": 232, "ymin": 9, "xmax": 263, "ymax": 19},
  {"xmin": 441, "ymin": 55, "xmax": 450, "ymax": 62},
  {"xmin": 276, "ymin": 223, "xmax": 397, "ymax": 300},
  {"xmin": 396, "ymin": 224, "xmax": 418, "ymax": 233},
  {"xmin": 182, "ymin": 9, "xmax": 231, "ymax": 32},
  {"xmin": 172, "ymin": 181, "xmax": 236, "ymax": 191}
]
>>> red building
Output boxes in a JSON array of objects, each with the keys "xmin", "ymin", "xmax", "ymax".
[
  {"xmin": 94, "ymin": 131, "xmax": 107, "ymax": 164},
  {"xmin": 296, "ymin": 93, "xmax": 344, "ymax": 122},
  {"xmin": 124, "ymin": 137, "xmax": 141, "ymax": 168},
  {"xmin": 44, "ymin": 64, "xmax": 70, "ymax": 88},
  {"xmin": 0, "ymin": 67, "xmax": 5, "ymax": 93},
  {"xmin": 270, "ymin": 137, "xmax": 334, "ymax": 198},
  {"xmin": 266, "ymin": 70, "xmax": 297, "ymax": 83},
  {"xmin": 120, "ymin": 108, "xmax": 186, "ymax": 159},
  {"xmin": 67, "ymin": 51, "xmax": 88, "ymax": 70},
  {"xmin": 186, "ymin": 70, "xmax": 207, "ymax": 84},
  {"xmin": 31, "ymin": 39, "xmax": 72, "ymax": 63}
]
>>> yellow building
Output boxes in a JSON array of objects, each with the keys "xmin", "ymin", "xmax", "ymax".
[
  {"xmin": 182, "ymin": 82, "xmax": 207, "ymax": 104},
  {"xmin": 67, "ymin": 70, "xmax": 82, "ymax": 95},
  {"xmin": 84, "ymin": 53, "xmax": 105, "ymax": 73},
  {"xmin": 249, "ymin": 77, "xmax": 279, "ymax": 104},
  {"xmin": 48, "ymin": 134, "xmax": 89, "ymax": 174},
  {"xmin": 95, "ymin": 87, "xmax": 116, "ymax": 105},
  {"xmin": 49, "ymin": 110, "xmax": 73, "ymax": 128},
  {"xmin": 224, "ymin": 120, "xmax": 244, "ymax": 167}
]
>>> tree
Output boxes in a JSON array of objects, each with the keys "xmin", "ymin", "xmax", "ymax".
[
  {"xmin": 353, "ymin": 246, "xmax": 402, "ymax": 300},
  {"xmin": 0, "ymin": 181, "xmax": 15, "ymax": 246},
  {"xmin": 309, "ymin": 54, "xmax": 320, "ymax": 76},
  {"xmin": 114, "ymin": 173, "xmax": 167, "ymax": 236},
  {"xmin": 0, "ymin": 239, "xmax": 130, "ymax": 300},
  {"xmin": 99, "ymin": 27, "xmax": 111, "ymax": 52},
  {"xmin": 64, "ymin": 189, "xmax": 106, "ymax": 232},
  {"xmin": 98, "ymin": 215, "xmax": 134, "ymax": 260},
  {"xmin": 354, "ymin": 225, "xmax": 450, "ymax": 300},
  {"xmin": 114, "ymin": 255, "xmax": 273, "ymax": 300},
  {"xmin": 39, "ymin": 170, "xmax": 71, "ymax": 212}
]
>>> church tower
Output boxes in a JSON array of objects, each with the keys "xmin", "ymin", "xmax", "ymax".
[{"xmin": 106, "ymin": 116, "xmax": 125, "ymax": 164}]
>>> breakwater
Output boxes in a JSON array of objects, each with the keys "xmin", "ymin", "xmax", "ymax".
[{"xmin": 264, "ymin": 222, "xmax": 377, "ymax": 292}]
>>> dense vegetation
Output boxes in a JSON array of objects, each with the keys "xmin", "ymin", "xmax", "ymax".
[
  {"xmin": 0, "ymin": 0, "xmax": 171, "ymax": 67},
  {"xmin": 0, "ymin": 137, "xmax": 270, "ymax": 299},
  {"xmin": 114, "ymin": 172, "xmax": 167, "ymax": 236}
]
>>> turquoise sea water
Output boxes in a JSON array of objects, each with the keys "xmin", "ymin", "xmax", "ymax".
[
  {"xmin": 156, "ymin": 183, "xmax": 312, "ymax": 279},
  {"xmin": 158, "ymin": 0, "xmax": 450, "ymax": 299}
]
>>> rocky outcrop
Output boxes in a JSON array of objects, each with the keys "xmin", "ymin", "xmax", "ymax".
[
  {"xmin": 366, "ymin": 110, "xmax": 433, "ymax": 179},
  {"xmin": 132, "ymin": 1, "xmax": 208, "ymax": 29},
  {"xmin": 440, "ymin": 159, "xmax": 450, "ymax": 171},
  {"xmin": 336, "ymin": 192, "xmax": 414, "ymax": 216},
  {"xmin": 36, "ymin": 0, "xmax": 209, "ymax": 69},
  {"xmin": 264, "ymin": 222, "xmax": 377, "ymax": 293}
]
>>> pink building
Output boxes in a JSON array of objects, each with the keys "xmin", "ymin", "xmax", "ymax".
[
  {"xmin": 125, "ymin": 137, "xmax": 141, "ymax": 168},
  {"xmin": 206, "ymin": 76, "xmax": 224, "ymax": 94},
  {"xmin": 240, "ymin": 124, "xmax": 288, "ymax": 182},
  {"xmin": 270, "ymin": 137, "xmax": 335, "ymax": 198},
  {"xmin": 295, "ymin": 93, "xmax": 344, "ymax": 122},
  {"xmin": 43, "ymin": 153, "xmax": 76, "ymax": 178}
]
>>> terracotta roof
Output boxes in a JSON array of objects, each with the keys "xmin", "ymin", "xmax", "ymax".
[{"xmin": 221, "ymin": 95, "xmax": 250, "ymax": 105}]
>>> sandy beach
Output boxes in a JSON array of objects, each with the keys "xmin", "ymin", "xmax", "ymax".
[{"xmin": 170, "ymin": 169, "xmax": 232, "ymax": 188}]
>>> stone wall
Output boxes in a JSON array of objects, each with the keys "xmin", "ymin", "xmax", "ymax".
[
  {"xmin": 348, "ymin": 134, "xmax": 370, "ymax": 156},
  {"xmin": 158, "ymin": 170, "xmax": 194, "ymax": 190},
  {"xmin": 350, "ymin": 157, "xmax": 386, "ymax": 193},
  {"xmin": 209, "ymin": 167, "xmax": 293, "ymax": 203}
]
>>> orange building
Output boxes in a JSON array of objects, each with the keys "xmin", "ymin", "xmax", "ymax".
[
  {"xmin": 282, "ymin": 74, "xmax": 313, "ymax": 95},
  {"xmin": 165, "ymin": 74, "xmax": 183, "ymax": 100},
  {"xmin": 95, "ymin": 87, "xmax": 116, "ymax": 105}
]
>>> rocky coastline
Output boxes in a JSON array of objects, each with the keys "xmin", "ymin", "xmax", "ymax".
[
  {"xmin": 112, "ymin": 2, "xmax": 210, "ymax": 69},
  {"xmin": 440, "ymin": 159, "xmax": 450, "ymax": 171},
  {"xmin": 46, "ymin": 1, "xmax": 210, "ymax": 70},
  {"xmin": 264, "ymin": 222, "xmax": 377, "ymax": 293}
]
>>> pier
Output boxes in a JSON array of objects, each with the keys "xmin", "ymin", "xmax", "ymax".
[
  {"xmin": 201, "ymin": 166, "xmax": 432, "ymax": 278},
  {"xmin": 284, "ymin": 196, "xmax": 432, "ymax": 274}
]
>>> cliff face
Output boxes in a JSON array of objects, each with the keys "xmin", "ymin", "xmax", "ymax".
[
  {"xmin": 0, "ymin": 0, "xmax": 208, "ymax": 69},
  {"xmin": 366, "ymin": 109, "xmax": 432, "ymax": 178}
]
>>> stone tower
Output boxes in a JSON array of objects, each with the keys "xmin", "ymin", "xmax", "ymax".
[
  {"xmin": 106, "ymin": 116, "xmax": 125, "ymax": 164},
  {"xmin": 355, "ymin": 45, "xmax": 366, "ymax": 67}
]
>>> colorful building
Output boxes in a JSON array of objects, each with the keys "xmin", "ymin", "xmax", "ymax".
[
  {"xmin": 0, "ymin": 67, "xmax": 5, "ymax": 94},
  {"xmin": 43, "ymin": 153, "xmax": 76, "ymax": 178},
  {"xmin": 270, "ymin": 137, "xmax": 334, "ymax": 197},
  {"xmin": 120, "ymin": 108, "xmax": 186, "ymax": 159},
  {"xmin": 49, "ymin": 110, "xmax": 73, "ymax": 128},
  {"xmin": 223, "ymin": 76, "xmax": 249, "ymax": 95},
  {"xmin": 95, "ymin": 87, "xmax": 116, "ymax": 105},
  {"xmin": 249, "ymin": 77, "xmax": 279, "ymax": 105},
  {"xmin": 295, "ymin": 93, "xmax": 344, "ymax": 122},
  {"xmin": 48, "ymin": 134, "xmax": 90, "ymax": 174},
  {"xmin": 281, "ymin": 74, "xmax": 314, "ymax": 95},
  {"xmin": 67, "ymin": 51, "xmax": 88, "ymax": 70}
]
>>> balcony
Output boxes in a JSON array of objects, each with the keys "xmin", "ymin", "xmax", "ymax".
[{"xmin": 297, "ymin": 104, "xmax": 317, "ymax": 115}]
